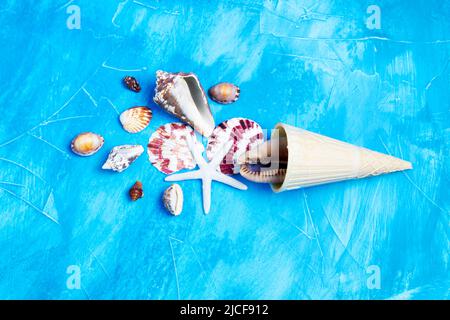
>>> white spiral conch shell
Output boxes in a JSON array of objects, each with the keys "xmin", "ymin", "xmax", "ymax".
[
  {"xmin": 119, "ymin": 106, "xmax": 152, "ymax": 133},
  {"xmin": 163, "ymin": 184, "xmax": 183, "ymax": 216},
  {"xmin": 153, "ymin": 70, "xmax": 215, "ymax": 137},
  {"xmin": 102, "ymin": 145, "xmax": 144, "ymax": 172}
]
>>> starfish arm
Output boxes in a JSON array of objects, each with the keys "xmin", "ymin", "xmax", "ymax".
[
  {"xmin": 202, "ymin": 177, "xmax": 212, "ymax": 214},
  {"xmin": 213, "ymin": 172, "xmax": 248, "ymax": 190},
  {"xmin": 209, "ymin": 140, "xmax": 234, "ymax": 169},
  {"xmin": 186, "ymin": 134, "xmax": 207, "ymax": 168},
  {"xmin": 165, "ymin": 170, "xmax": 202, "ymax": 182}
]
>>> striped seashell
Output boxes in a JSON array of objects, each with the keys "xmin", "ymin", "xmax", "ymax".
[
  {"xmin": 70, "ymin": 132, "xmax": 104, "ymax": 157},
  {"xmin": 119, "ymin": 106, "xmax": 152, "ymax": 133},
  {"xmin": 208, "ymin": 82, "xmax": 240, "ymax": 104},
  {"xmin": 147, "ymin": 123, "xmax": 204, "ymax": 174},
  {"xmin": 206, "ymin": 118, "xmax": 263, "ymax": 174}
]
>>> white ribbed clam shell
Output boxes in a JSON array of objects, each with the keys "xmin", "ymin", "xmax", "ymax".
[{"xmin": 119, "ymin": 107, "xmax": 152, "ymax": 133}]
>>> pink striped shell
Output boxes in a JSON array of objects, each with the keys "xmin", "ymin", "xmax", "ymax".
[
  {"xmin": 147, "ymin": 123, "xmax": 204, "ymax": 174},
  {"xmin": 206, "ymin": 118, "xmax": 264, "ymax": 174}
]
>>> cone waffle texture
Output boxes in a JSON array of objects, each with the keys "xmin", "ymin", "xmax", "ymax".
[{"xmin": 271, "ymin": 123, "xmax": 412, "ymax": 193}]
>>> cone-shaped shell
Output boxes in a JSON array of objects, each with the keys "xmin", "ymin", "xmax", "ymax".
[
  {"xmin": 119, "ymin": 106, "xmax": 152, "ymax": 133},
  {"xmin": 270, "ymin": 124, "xmax": 412, "ymax": 192},
  {"xmin": 153, "ymin": 70, "xmax": 215, "ymax": 137}
]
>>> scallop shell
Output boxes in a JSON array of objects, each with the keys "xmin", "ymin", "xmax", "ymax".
[
  {"xmin": 206, "ymin": 118, "xmax": 264, "ymax": 174},
  {"xmin": 129, "ymin": 181, "xmax": 144, "ymax": 201},
  {"xmin": 163, "ymin": 184, "xmax": 183, "ymax": 216},
  {"xmin": 102, "ymin": 145, "xmax": 144, "ymax": 172},
  {"xmin": 119, "ymin": 106, "xmax": 152, "ymax": 133},
  {"xmin": 70, "ymin": 132, "xmax": 104, "ymax": 156},
  {"xmin": 147, "ymin": 123, "xmax": 204, "ymax": 174},
  {"xmin": 208, "ymin": 82, "xmax": 240, "ymax": 104},
  {"xmin": 240, "ymin": 165, "xmax": 287, "ymax": 184},
  {"xmin": 153, "ymin": 70, "xmax": 215, "ymax": 137}
]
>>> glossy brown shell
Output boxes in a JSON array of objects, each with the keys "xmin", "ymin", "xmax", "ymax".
[
  {"xmin": 208, "ymin": 82, "xmax": 240, "ymax": 104},
  {"xmin": 129, "ymin": 181, "xmax": 144, "ymax": 201}
]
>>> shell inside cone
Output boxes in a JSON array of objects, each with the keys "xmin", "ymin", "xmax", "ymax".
[
  {"xmin": 70, "ymin": 132, "xmax": 104, "ymax": 156},
  {"xmin": 102, "ymin": 145, "xmax": 144, "ymax": 172},
  {"xmin": 238, "ymin": 139, "xmax": 288, "ymax": 183},
  {"xmin": 153, "ymin": 70, "xmax": 215, "ymax": 137},
  {"xmin": 206, "ymin": 118, "xmax": 264, "ymax": 174},
  {"xmin": 147, "ymin": 123, "xmax": 204, "ymax": 174},
  {"xmin": 119, "ymin": 106, "xmax": 152, "ymax": 133}
]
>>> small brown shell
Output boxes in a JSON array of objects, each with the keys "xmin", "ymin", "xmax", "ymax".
[
  {"xmin": 208, "ymin": 82, "xmax": 240, "ymax": 104},
  {"xmin": 119, "ymin": 106, "xmax": 152, "ymax": 133},
  {"xmin": 123, "ymin": 76, "xmax": 141, "ymax": 92},
  {"xmin": 162, "ymin": 184, "xmax": 183, "ymax": 216},
  {"xmin": 129, "ymin": 181, "xmax": 144, "ymax": 201},
  {"xmin": 70, "ymin": 132, "xmax": 104, "ymax": 156}
]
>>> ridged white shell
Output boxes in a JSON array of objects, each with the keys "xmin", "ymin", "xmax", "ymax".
[
  {"xmin": 70, "ymin": 132, "xmax": 104, "ymax": 156},
  {"xmin": 163, "ymin": 184, "xmax": 183, "ymax": 216},
  {"xmin": 101, "ymin": 145, "xmax": 144, "ymax": 172},
  {"xmin": 119, "ymin": 106, "xmax": 152, "ymax": 133}
]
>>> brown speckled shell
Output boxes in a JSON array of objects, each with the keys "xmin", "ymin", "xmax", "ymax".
[
  {"xmin": 129, "ymin": 181, "xmax": 144, "ymax": 201},
  {"xmin": 208, "ymin": 82, "xmax": 240, "ymax": 104}
]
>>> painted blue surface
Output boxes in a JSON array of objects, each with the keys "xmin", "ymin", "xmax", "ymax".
[{"xmin": 0, "ymin": 0, "xmax": 448, "ymax": 300}]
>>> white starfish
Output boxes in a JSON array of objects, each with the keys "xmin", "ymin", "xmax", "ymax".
[{"xmin": 165, "ymin": 134, "xmax": 247, "ymax": 214}]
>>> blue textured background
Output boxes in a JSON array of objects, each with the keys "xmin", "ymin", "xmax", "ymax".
[{"xmin": 0, "ymin": 0, "xmax": 449, "ymax": 299}]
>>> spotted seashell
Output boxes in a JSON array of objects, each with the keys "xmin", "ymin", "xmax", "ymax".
[
  {"xmin": 119, "ymin": 106, "xmax": 152, "ymax": 133},
  {"xmin": 206, "ymin": 118, "xmax": 264, "ymax": 174},
  {"xmin": 163, "ymin": 184, "xmax": 183, "ymax": 216},
  {"xmin": 129, "ymin": 181, "xmax": 144, "ymax": 201},
  {"xmin": 208, "ymin": 82, "xmax": 240, "ymax": 104},
  {"xmin": 147, "ymin": 123, "xmax": 204, "ymax": 174},
  {"xmin": 123, "ymin": 76, "xmax": 141, "ymax": 92},
  {"xmin": 70, "ymin": 132, "xmax": 104, "ymax": 156},
  {"xmin": 102, "ymin": 145, "xmax": 144, "ymax": 172}
]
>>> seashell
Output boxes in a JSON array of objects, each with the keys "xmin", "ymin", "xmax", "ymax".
[
  {"xmin": 153, "ymin": 70, "xmax": 215, "ymax": 137},
  {"xmin": 147, "ymin": 123, "xmax": 204, "ymax": 174},
  {"xmin": 129, "ymin": 181, "xmax": 144, "ymax": 201},
  {"xmin": 102, "ymin": 145, "xmax": 144, "ymax": 172},
  {"xmin": 238, "ymin": 139, "xmax": 288, "ymax": 183},
  {"xmin": 208, "ymin": 82, "xmax": 240, "ymax": 104},
  {"xmin": 70, "ymin": 132, "xmax": 104, "ymax": 156},
  {"xmin": 162, "ymin": 183, "xmax": 183, "ymax": 216},
  {"xmin": 119, "ymin": 106, "xmax": 152, "ymax": 133},
  {"xmin": 206, "ymin": 118, "xmax": 264, "ymax": 174},
  {"xmin": 240, "ymin": 165, "xmax": 287, "ymax": 184},
  {"xmin": 123, "ymin": 76, "xmax": 141, "ymax": 92}
]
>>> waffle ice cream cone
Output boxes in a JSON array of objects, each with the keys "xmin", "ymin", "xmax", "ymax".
[{"xmin": 270, "ymin": 123, "xmax": 412, "ymax": 193}]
